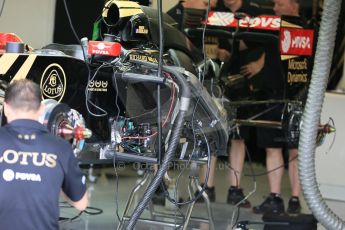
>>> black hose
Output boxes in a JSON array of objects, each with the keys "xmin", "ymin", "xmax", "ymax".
[
  {"xmin": 125, "ymin": 110, "xmax": 187, "ymax": 229},
  {"xmin": 125, "ymin": 63, "xmax": 191, "ymax": 229}
]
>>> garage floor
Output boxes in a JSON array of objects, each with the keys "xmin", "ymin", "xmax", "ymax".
[{"xmin": 58, "ymin": 161, "xmax": 345, "ymax": 230}]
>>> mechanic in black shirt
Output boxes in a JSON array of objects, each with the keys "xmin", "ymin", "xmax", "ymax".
[
  {"xmin": 0, "ymin": 79, "xmax": 88, "ymax": 230},
  {"xmin": 212, "ymin": 0, "xmax": 265, "ymax": 208},
  {"xmin": 167, "ymin": 0, "xmax": 218, "ymax": 31},
  {"xmin": 253, "ymin": 0, "xmax": 302, "ymax": 215},
  {"xmin": 167, "ymin": 0, "xmax": 223, "ymax": 204}
]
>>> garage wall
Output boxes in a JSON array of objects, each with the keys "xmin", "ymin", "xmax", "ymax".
[
  {"xmin": 316, "ymin": 92, "xmax": 345, "ymax": 201},
  {"xmin": 0, "ymin": 0, "xmax": 56, "ymax": 49}
]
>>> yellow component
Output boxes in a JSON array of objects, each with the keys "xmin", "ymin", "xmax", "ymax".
[
  {"xmin": 281, "ymin": 20, "xmax": 302, "ymax": 28},
  {"xmin": 0, "ymin": 53, "xmax": 19, "ymax": 75},
  {"xmin": 11, "ymin": 54, "xmax": 37, "ymax": 82},
  {"xmin": 281, "ymin": 55, "xmax": 298, "ymax": 60},
  {"xmin": 129, "ymin": 54, "xmax": 158, "ymax": 63},
  {"xmin": 102, "ymin": 0, "xmax": 143, "ymax": 19},
  {"xmin": 330, "ymin": 127, "xmax": 336, "ymax": 132},
  {"xmin": 83, "ymin": 128, "xmax": 93, "ymax": 139},
  {"xmin": 136, "ymin": 26, "xmax": 148, "ymax": 34}
]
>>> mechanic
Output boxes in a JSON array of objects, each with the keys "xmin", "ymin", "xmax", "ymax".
[
  {"xmin": 198, "ymin": 0, "xmax": 265, "ymax": 206},
  {"xmin": 0, "ymin": 79, "xmax": 88, "ymax": 230},
  {"xmin": 168, "ymin": 0, "xmax": 231, "ymax": 204},
  {"xmin": 167, "ymin": 0, "xmax": 219, "ymax": 60},
  {"xmin": 167, "ymin": 0, "xmax": 218, "ymax": 31},
  {"xmin": 253, "ymin": 0, "xmax": 303, "ymax": 215},
  {"xmin": 157, "ymin": 0, "xmax": 221, "ymax": 205}
]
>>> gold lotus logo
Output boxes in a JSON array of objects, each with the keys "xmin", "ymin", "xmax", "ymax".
[{"xmin": 40, "ymin": 64, "xmax": 66, "ymax": 102}]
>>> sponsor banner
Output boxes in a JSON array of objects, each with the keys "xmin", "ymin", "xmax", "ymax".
[
  {"xmin": 280, "ymin": 28, "xmax": 314, "ymax": 56},
  {"xmin": 88, "ymin": 41, "xmax": 122, "ymax": 57},
  {"xmin": 207, "ymin": 12, "xmax": 281, "ymax": 31}
]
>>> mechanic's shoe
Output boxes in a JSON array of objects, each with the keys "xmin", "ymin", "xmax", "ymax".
[
  {"xmin": 253, "ymin": 193, "xmax": 285, "ymax": 214},
  {"xmin": 195, "ymin": 185, "xmax": 216, "ymax": 203},
  {"xmin": 152, "ymin": 192, "xmax": 165, "ymax": 205},
  {"xmin": 152, "ymin": 183, "xmax": 166, "ymax": 205},
  {"xmin": 287, "ymin": 196, "xmax": 301, "ymax": 214},
  {"xmin": 227, "ymin": 186, "xmax": 251, "ymax": 208}
]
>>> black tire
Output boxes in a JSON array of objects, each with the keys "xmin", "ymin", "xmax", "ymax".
[{"xmin": 46, "ymin": 103, "xmax": 71, "ymax": 136}]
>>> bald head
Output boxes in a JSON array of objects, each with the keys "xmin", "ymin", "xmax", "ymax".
[{"xmin": 273, "ymin": 0, "xmax": 299, "ymax": 16}]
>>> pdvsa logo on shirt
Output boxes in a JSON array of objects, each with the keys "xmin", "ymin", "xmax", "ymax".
[{"xmin": 2, "ymin": 169, "xmax": 41, "ymax": 182}]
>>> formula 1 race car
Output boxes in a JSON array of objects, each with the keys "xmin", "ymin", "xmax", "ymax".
[
  {"xmin": 0, "ymin": 0, "xmax": 333, "ymax": 166},
  {"xmin": 0, "ymin": 2, "xmax": 337, "ymax": 229},
  {"xmin": 0, "ymin": 0, "xmax": 229, "ymax": 165}
]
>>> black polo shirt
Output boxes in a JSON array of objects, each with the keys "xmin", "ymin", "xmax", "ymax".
[
  {"xmin": 0, "ymin": 119, "xmax": 86, "ymax": 230},
  {"xmin": 216, "ymin": 1, "xmax": 265, "ymax": 100},
  {"xmin": 167, "ymin": 1, "xmax": 185, "ymax": 31}
]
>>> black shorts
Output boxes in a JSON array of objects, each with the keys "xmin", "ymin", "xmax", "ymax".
[
  {"xmin": 286, "ymin": 138, "xmax": 299, "ymax": 149},
  {"xmin": 257, "ymin": 127, "xmax": 284, "ymax": 148},
  {"xmin": 231, "ymin": 125, "xmax": 251, "ymax": 140},
  {"xmin": 256, "ymin": 104, "xmax": 285, "ymax": 148},
  {"xmin": 231, "ymin": 104, "xmax": 258, "ymax": 140}
]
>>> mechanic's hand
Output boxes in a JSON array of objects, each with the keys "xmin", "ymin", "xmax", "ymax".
[
  {"xmin": 217, "ymin": 48, "xmax": 231, "ymax": 62},
  {"xmin": 240, "ymin": 60, "xmax": 264, "ymax": 78}
]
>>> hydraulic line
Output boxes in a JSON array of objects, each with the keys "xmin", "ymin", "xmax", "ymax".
[{"xmin": 125, "ymin": 68, "xmax": 191, "ymax": 229}]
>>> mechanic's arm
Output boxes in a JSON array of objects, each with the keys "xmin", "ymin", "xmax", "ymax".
[
  {"xmin": 61, "ymin": 143, "xmax": 89, "ymax": 211},
  {"xmin": 217, "ymin": 40, "xmax": 255, "ymax": 63},
  {"xmin": 62, "ymin": 190, "xmax": 88, "ymax": 211},
  {"xmin": 217, "ymin": 48, "xmax": 231, "ymax": 62},
  {"xmin": 240, "ymin": 52, "xmax": 265, "ymax": 78}
]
